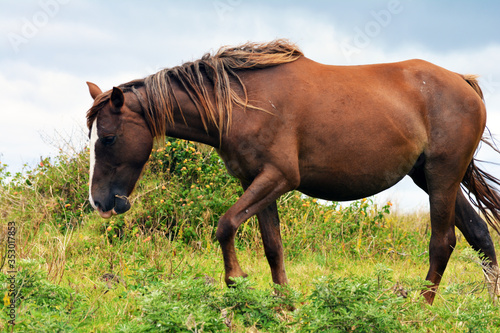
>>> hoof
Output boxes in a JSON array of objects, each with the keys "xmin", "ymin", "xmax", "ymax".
[{"xmin": 421, "ymin": 287, "xmax": 437, "ymax": 305}]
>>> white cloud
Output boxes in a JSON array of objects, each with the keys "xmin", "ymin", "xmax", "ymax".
[{"xmin": 0, "ymin": 62, "xmax": 90, "ymax": 169}]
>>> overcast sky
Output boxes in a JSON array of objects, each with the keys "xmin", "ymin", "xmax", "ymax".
[{"xmin": 1, "ymin": 0, "xmax": 500, "ymax": 211}]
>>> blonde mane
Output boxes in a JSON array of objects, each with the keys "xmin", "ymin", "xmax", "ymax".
[
  {"xmin": 143, "ymin": 39, "xmax": 303, "ymax": 139},
  {"xmin": 87, "ymin": 39, "xmax": 303, "ymax": 139}
]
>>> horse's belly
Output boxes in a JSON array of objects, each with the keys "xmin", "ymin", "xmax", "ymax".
[
  {"xmin": 298, "ymin": 176, "xmax": 401, "ymax": 201},
  {"xmin": 296, "ymin": 156, "xmax": 418, "ymax": 201}
]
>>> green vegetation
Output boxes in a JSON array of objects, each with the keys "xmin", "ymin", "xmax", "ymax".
[{"xmin": 1, "ymin": 138, "xmax": 499, "ymax": 332}]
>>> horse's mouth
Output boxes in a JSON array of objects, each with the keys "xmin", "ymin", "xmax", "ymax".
[{"xmin": 97, "ymin": 208, "xmax": 117, "ymax": 219}]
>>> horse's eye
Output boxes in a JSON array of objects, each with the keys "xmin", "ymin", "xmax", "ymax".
[{"xmin": 101, "ymin": 136, "xmax": 116, "ymax": 146}]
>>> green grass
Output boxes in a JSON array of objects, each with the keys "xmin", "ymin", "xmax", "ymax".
[{"xmin": 1, "ymin": 138, "xmax": 500, "ymax": 332}]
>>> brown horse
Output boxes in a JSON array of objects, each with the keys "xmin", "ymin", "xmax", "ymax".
[{"xmin": 86, "ymin": 39, "xmax": 500, "ymax": 304}]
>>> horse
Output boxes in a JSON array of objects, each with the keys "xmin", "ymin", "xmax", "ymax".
[{"xmin": 86, "ymin": 39, "xmax": 500, "ymax": 304}]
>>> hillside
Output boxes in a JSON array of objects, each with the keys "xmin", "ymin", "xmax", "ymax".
[{"xmin": 1, "ymin": 139, "xmax": 499, "ymax": 332}]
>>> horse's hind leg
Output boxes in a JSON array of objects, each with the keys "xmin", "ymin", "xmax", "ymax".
[
  {"xmin": 409, "ymin": 164, "xmax": 459, "ymax": 304},
  {"xmin": 455, "ymin": 191, "xmax": 498, "ymax": 264},
  {"xmin": 455, "ymin": 191, "xmax": 500, "ymax": 298},
  {"xmin": 425, "ymin": 186, "xmax": 459, "ymax": 303},
  {"xmin": 411, "ymin": 168, "xmax": 500, "ymax": 298}
]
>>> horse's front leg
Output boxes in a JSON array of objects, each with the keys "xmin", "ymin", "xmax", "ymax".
[
  {"xmin": 256, "ymin": 201, "xmax": 288, "ymax": 285},
  {"xmin": 216, "ymin": 166, "xmax": 295, "ymax": 286}
]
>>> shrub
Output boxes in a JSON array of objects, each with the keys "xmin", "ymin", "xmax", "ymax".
[
  {"xmin": 0, "ymin": 259, "xmax": 87, "ymax": 332},
  {"xmin": 129, "ymin": 276, "xmax": 226, "ymax": 332},
  {"xmin": 296, "ymin": 275, "xmax": 408, "ymax": 332}
]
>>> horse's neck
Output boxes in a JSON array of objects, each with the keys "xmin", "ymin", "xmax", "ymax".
[
  {"xmin": 166, "ymin": 115, "xmax": 221, "ymax": 148},
  {"xmin": 164, "ymin": 85, "xmax": 222, "ymax": 148}
]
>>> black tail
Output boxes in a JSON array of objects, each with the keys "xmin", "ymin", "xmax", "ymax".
[
  {"xmin": 460, "ymin": 74, "xmax": 500, "ymax": 234},
  {"xmin": 462, "ymin": 153, "xmax": 500, "ymax": 235}
]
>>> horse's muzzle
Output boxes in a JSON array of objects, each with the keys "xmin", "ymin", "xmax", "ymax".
[{"xmin": 95, "ymin": 194, "xmax": 131, "ymax": 219}]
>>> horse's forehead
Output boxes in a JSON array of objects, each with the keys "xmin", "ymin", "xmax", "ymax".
[{"xmin": 94, "ymin": 107, "xmax": 121, "ymax": 133}]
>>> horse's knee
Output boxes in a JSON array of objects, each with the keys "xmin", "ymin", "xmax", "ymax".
[{"xmin": 215, "ymin": 216, "xmax": 237, "ymax": 244}]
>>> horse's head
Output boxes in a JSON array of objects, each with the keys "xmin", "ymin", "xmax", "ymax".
[{"xmin": 86, "ymin": 82, "xmax": 153, "ymax": 218}]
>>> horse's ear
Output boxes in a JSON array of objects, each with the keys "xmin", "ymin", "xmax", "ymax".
[
  {"xmin": 87, "ymin": 82, "xmax": 102, "ymax": 100},
  {"xmin": 110, "ymin": 87, "xmax": 124, "ymax": 110}
]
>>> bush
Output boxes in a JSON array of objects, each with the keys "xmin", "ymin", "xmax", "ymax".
[
  {"xmin": 127, "ymin": 138, "xmax": 241, "ymax": 242},
  {"xmin": 0, "ymin": 148, "xmax": 91, "ymax": 235},
  {"xmin": 296, "ymin": 276, "xmax": 408, "ymax": 332},
  {"xmin": 130, "ymin": 277, "xmax": 226, "ymax": 332},
  {"xmin": 0, "ymin": 259, "xmax": 87, "ymax": 332}
]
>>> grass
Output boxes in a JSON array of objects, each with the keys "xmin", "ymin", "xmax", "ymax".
[{"xmin": 1, "ymin": 138, "xmax": 500, "ymax": 332}]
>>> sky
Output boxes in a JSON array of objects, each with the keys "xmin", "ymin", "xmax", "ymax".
[{"xmin": 1, "ymin": 0, "xmax": 500, "ymax": 212}]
